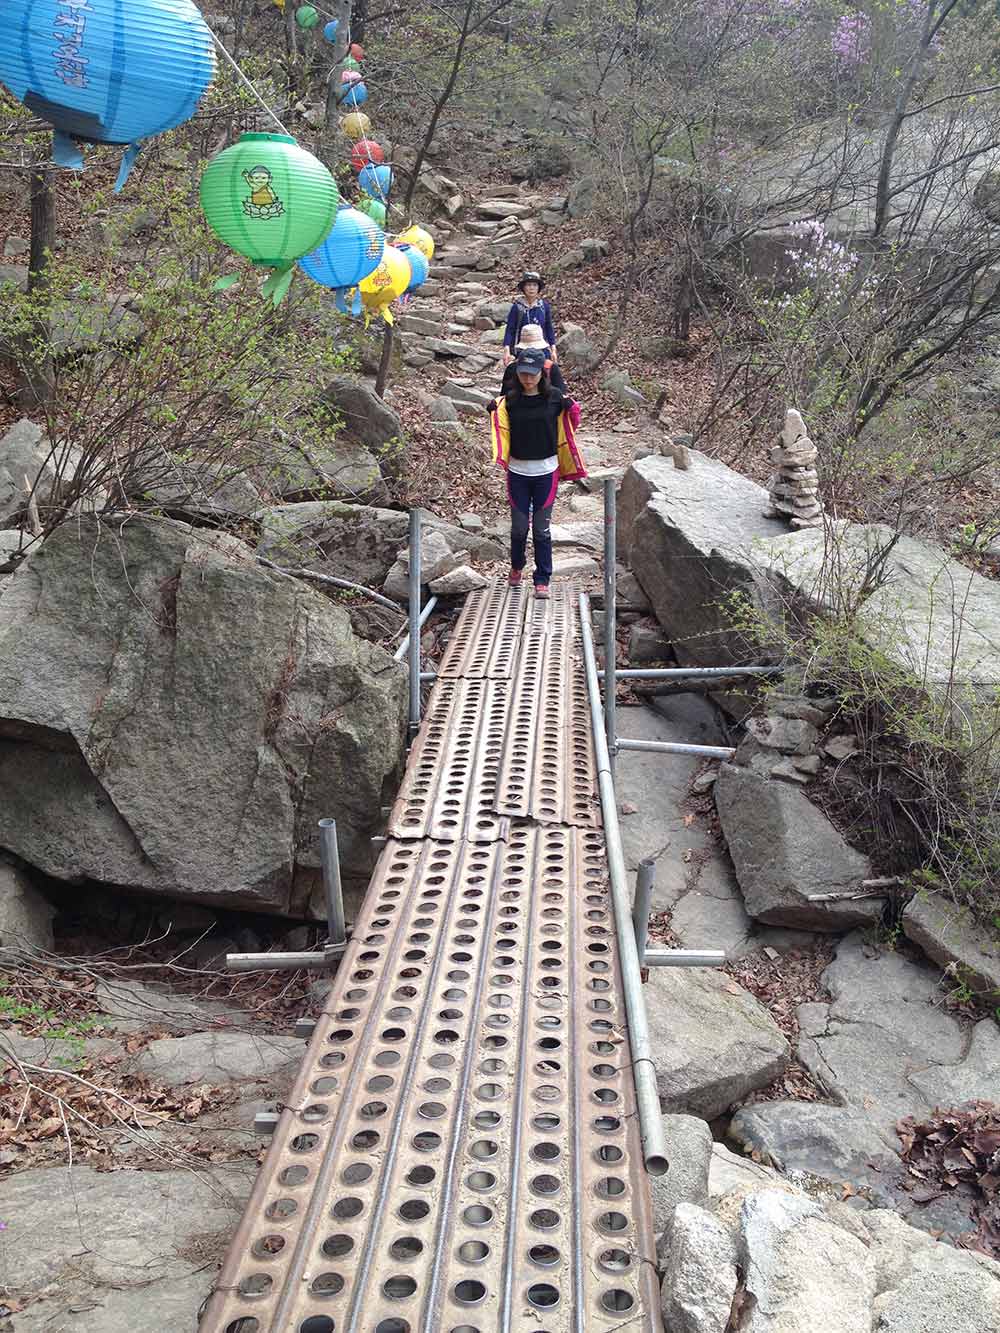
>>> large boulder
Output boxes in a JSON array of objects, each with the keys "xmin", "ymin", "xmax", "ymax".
[
  {"xmin": 661, "ymin": 1202, "xmax": 739, "ymax": 1333},
  {"xmin": 4, "ymin": 1165, "xmax": 248, "ymax": 1330},
  {"xmin": 0, "ymin": 856, "xmax": 54, "ymax": 955},
  {"xmin": 0, "ymin": 517, "xmax": 406, "ymax": 914},
  {"xmin": 650, "ymin": 1113, "xmax": 714, "ymax": 1238},
  {"xmin": 257, "ymin": 502, "xmax": 503, "ymax": 590},
  {"xmin": 738, "ymin": 1189, "xmax": 874, "ymax": 1333},
  {"xmin": 263, "ymin": 433, "xmax": 388, "ymax": 505},
  {"xmin": 0, "ymin": 418, "xmax": 85, "ymax": 528},
  {"xmin": 753, "ymin": 931, "xmax": 1000, "ymax": 1235},
  {"xmin": 755, "ymin": 521, "xmax": 1000, "ymax": 695},
  {"xmin": 619, "ymin": 458, "xmax": 1000, "ymax": 699},
  {"xmin": 645, "ymin": 967, "xmax": 789, "ymax": 1119},
  {"xmin": 317, "ymin": 374, "xmax": 405, "ymax": 457},
  {"xmin": 715, "ymin": 764, "xmax": 879, "ymax": 930},
  {"xmin": 902, "ymin": 890, "xmax": 1000, "ymax": 1001},
  {"xmin": 617, "ymin": 453, "xmax": 785, "ymax": 668}
]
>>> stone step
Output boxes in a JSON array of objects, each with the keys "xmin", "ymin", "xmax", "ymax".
[
  {"xmin": 425, "ymin": 337, "xmax": 478, "ymax": 358},
  {"xmin": 475, "ymin": 200, "xmax": 535, "ymax": 219}
]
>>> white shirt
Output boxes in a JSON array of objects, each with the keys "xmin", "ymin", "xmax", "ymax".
[{"xmin": 508, "ymin": 455, "xmax": 558, "ymax": 477}]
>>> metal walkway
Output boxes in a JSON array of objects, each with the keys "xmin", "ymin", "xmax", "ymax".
[{"xmin": 200, "ymin": 580, "xmax": 661, "ymax": 1333}]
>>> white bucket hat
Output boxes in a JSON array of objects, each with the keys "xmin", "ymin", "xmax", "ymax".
[{"xmin": 515, "ymin": 324, "xmax": 546, "ymax": 350}]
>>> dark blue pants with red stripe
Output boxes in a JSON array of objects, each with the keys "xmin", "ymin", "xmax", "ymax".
[{"xmin": 507, "ymin": 469, "xmax": 557, "ymax": 586}]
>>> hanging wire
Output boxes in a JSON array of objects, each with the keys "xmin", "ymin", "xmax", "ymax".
[{"xmin": 207, "ymin": 29, "xmax": 294, "ymax": 136}]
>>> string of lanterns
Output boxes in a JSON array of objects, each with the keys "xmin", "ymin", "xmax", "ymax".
[{"xmin": 0, "ymin": 0, "xmax": 435, "ymax": 320}]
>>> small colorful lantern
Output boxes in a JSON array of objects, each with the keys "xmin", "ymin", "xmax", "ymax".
[
  {"xmin": 359, "ymin": 245, "xmax": 410, "ymax": 324},
  {"xmin": 342, "ymin": 69, "xmax": 363, "ymax": 84},
  {"xmin": 357, "ymin": 195, "xmax": 386, "ymax": 226},
  {"xmin": 296, "ymin": 5, "xmax": 320, "ymax": 27},
  {"xmin": 358, "ymin": 162, "xmax": 392, "ymax": 204},
  {"xmin": 394, "ymin": 224, "xmax": 435, "ymax": 262},
  {"xmin": 350, "ymin": 42, "xmax": 365, "ymax": 59},
  {"xmin": 200, "ymin": 132, "xmax": 339, "ymax": 303},
  {"xmin": 0, "ymin": 0, "xmax": 215, "ymax": 190},
  {"xmin": 341, "ymin": 112, "xmax": 372, "ymax": 140},
  {"xmin": 343, "ymin": 54, "xmax": 361, "ymax": 70},
  {"xmin": 299, "ymin": 204, "xmax": 385, "ymax": 297},
  {"xmin": 323, "ymin": 18, "xmax": 339, "ymax": 42},
  {"xmin": 395, "ymin": 243, "xmax": 429, "ymax": 292},
  {"xmin": 350, "ymin": 139, "xmax": 385, "ymax": 172},
  {"xmin": 338, "ymin": 81, "xmax": 368, "ymax": 109}
]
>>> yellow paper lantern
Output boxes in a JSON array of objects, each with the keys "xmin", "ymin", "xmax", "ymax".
[
  {"xmin": 359, "ymin": 245, "xmax": 410, "ymax": 323},
  {"xmin": 341, "ymin": 112, "xmax": 372, "ymax": 141},
  {"xmin": 394, "ymin": 224, "xmax": 434, "ymax": 262}
]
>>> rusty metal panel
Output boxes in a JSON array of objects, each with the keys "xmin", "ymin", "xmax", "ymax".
[
  {"xmin": 199, "ymin": 828, "xmax": 660, "ymax": 1333},
  {"xmin": 387, "ymin": 678, "xmax": 511, "ymax": 844},
  {"xmin": 437, "ymin": 579, "xmax": 527, "ymax": 681},
  {"xmin": 494, "ymin": 583, "xmax": 601, "ymax": 828}
]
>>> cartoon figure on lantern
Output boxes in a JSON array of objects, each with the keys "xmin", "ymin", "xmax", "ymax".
[{"xmin": 242, "ymin": 165, "xmax": 285, "ymax": 219}]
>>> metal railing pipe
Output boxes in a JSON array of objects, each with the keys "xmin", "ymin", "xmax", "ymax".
[
  {"xmin": 633, "ymin": 859, "xmax": 655, "ymax": 959},
  {"xmin": 393, "ymin": 595, "xmax": 437, "ymax": 662},
  {"xmin": 578, "ymin": 591, "xmax": 668, "ymax": 1176},
  {"xmin": 644, "ymin": 948, "xmax": 726, "ymax": 967},
  {"xmin": 603, "ymin": 477, "xmax": 617, "ymax": 772},
  {"xmin": 597, "ymin": 666, "xmax": 783, "ymax": 681},
  {"xmin": 225, "ymin": 947, "xmax": 345, "ymax": 972},
  {"xmin": 616, "ymin": 738, "xmax": 735, "ymax": 760},
  {"xmin": 318, "ymin": 818, "xmax": 347, "ymax": 947},
  {"xmin": 408, "ymin": 509, "xmax": 422, "ymax": 737}
]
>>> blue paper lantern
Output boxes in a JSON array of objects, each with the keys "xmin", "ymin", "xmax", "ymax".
[
  {"xmin": 0, "ymin": 0, "xmax": 215, "ymax": 189},
  {"xmin": 338, "ymin": 80, "xmax": 368, "ymax": 108},
  {"xmin": 323, "ymin": 18, "xmax": 339, "ymax": 43},
  {"xmin": 396, "ymin": 243, "xmax": 429, "ymax": 292},
  {"xmin": 299, "ymin": 204, "xmax": 385, "ymax": 291},
  {"xmin": 358, "ymin": 162, "xmax": 392, "ymax": 204}
]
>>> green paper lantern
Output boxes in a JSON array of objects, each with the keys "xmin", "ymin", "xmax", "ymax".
[
  {"xmin": 296, "ymin": 5, "xmax": 320, "ymax": 28},
  {"xmin": 357, "ymin": 195, "xmax": 386, "ymax": 227},
  {"xmin": 343, "ymin": 55, "xmax": 361, "ymax": 70},
  {"xmin": 200, "ymin": 133, "xmax": 339, "ymax": 271}
]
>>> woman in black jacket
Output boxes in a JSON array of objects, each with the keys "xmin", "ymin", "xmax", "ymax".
[{"xmin": 488, "ymin": 346, "xmax": 577, "ymax": 598}]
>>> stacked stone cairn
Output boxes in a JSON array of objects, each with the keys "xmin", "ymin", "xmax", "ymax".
[{"xmin": 767, "ymin": 408, "xmax": 823, "ymax": 529}]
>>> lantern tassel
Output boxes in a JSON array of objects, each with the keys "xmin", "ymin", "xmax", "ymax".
[
  {"xmin": 52, "ymin": 132, "xmax": 84, "ymax": 171},
  {"xmin": 261, "ymin": 263, "xmax": 295, "ymax": 306},
  {"xmin": 335, "ymin": 287, "xmax": 363, "ymax": 317},
  {"xmin": 114, "ymin": 144, "xmax": 142, "ymax": 193}
]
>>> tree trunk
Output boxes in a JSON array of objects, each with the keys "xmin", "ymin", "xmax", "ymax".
[
  {"xmin": 21, "ymin": 165, "xmax": 56, "ymax": 410},
  {"xmin": 874, "ymin": 0, "xmax": 959, "ymax": 236},
  {"xmin": 323, "ymin": 0, "xmax": 355, "ymax": 164},
  {"xmin": 284, "ymin": 2, "xmax": 299, "ymax": 94},
  {"xmin": 375, "ymin": 322, "xmax": 394, "ymax": 398}
]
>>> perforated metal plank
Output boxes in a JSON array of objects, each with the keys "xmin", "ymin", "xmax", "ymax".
[
  {"xmin": 387, "ymin": 678, "xmax": 511, "ymax": 844},
  {"xmin": 199, "ymin": 829, "xmax": 660, "ymax": 1333},
  {"xmin": 437, "ymin": 579, "xmax": 527, "ymax": 680},
  {"xmin": 495, "ymin": 584, "xmax": 601, "ymax": 828}
]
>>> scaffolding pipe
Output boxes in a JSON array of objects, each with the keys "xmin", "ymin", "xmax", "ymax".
[
  {"xmin": 617, "ymin": 737, "xmax": 735, "ymax": 760},
  {"xmin": 393, "ymin": 595, "xmax": 437, "ymax": 661},
  {"xmin": 318, "ymin": 818, "xmax": 347, "ymax": 947},
  {"xmin": 598, "ymin": 666, "xmax": 783, "ymax": 681},
  {"xmin": 408, "ymin": 509, "xmax": 422, "ymax": 738},
  {"xmin": 644, "ymin": 948, "xmax": 726, "ymax": 967},
  {"xmin": 225, "ymin": 947, "xmax": 346, "ymax": 972},
  {"xmin": 578, "ymin": 591, "xmax": 668, "ymax": 1177},
  {"xmin": 603, "ymin": 477, "xmax": 617, "ymax": 772},
  {"xmin": 633, "ymin": 858, "xmax": 655, "ymax": 959}
]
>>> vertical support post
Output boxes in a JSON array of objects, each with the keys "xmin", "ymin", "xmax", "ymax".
[
  {"xmin": 603, "ymin": 476, "xmax": 617, "ymax": 773},
  {"xmin": 633, "ymin": 858, "xmax": 654, "ymax": 960},
  {"xmin": 318, "ymin": 818, "xmax": 346, "ymax": 947},
  {"xmin": 408, "ymin": 508, "xmax": 422, "ymax": 739}
]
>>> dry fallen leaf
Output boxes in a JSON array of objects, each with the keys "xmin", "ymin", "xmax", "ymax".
[{"xmin": 620, "ymin": 801, "xmax": 637, "ymax": 815}]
